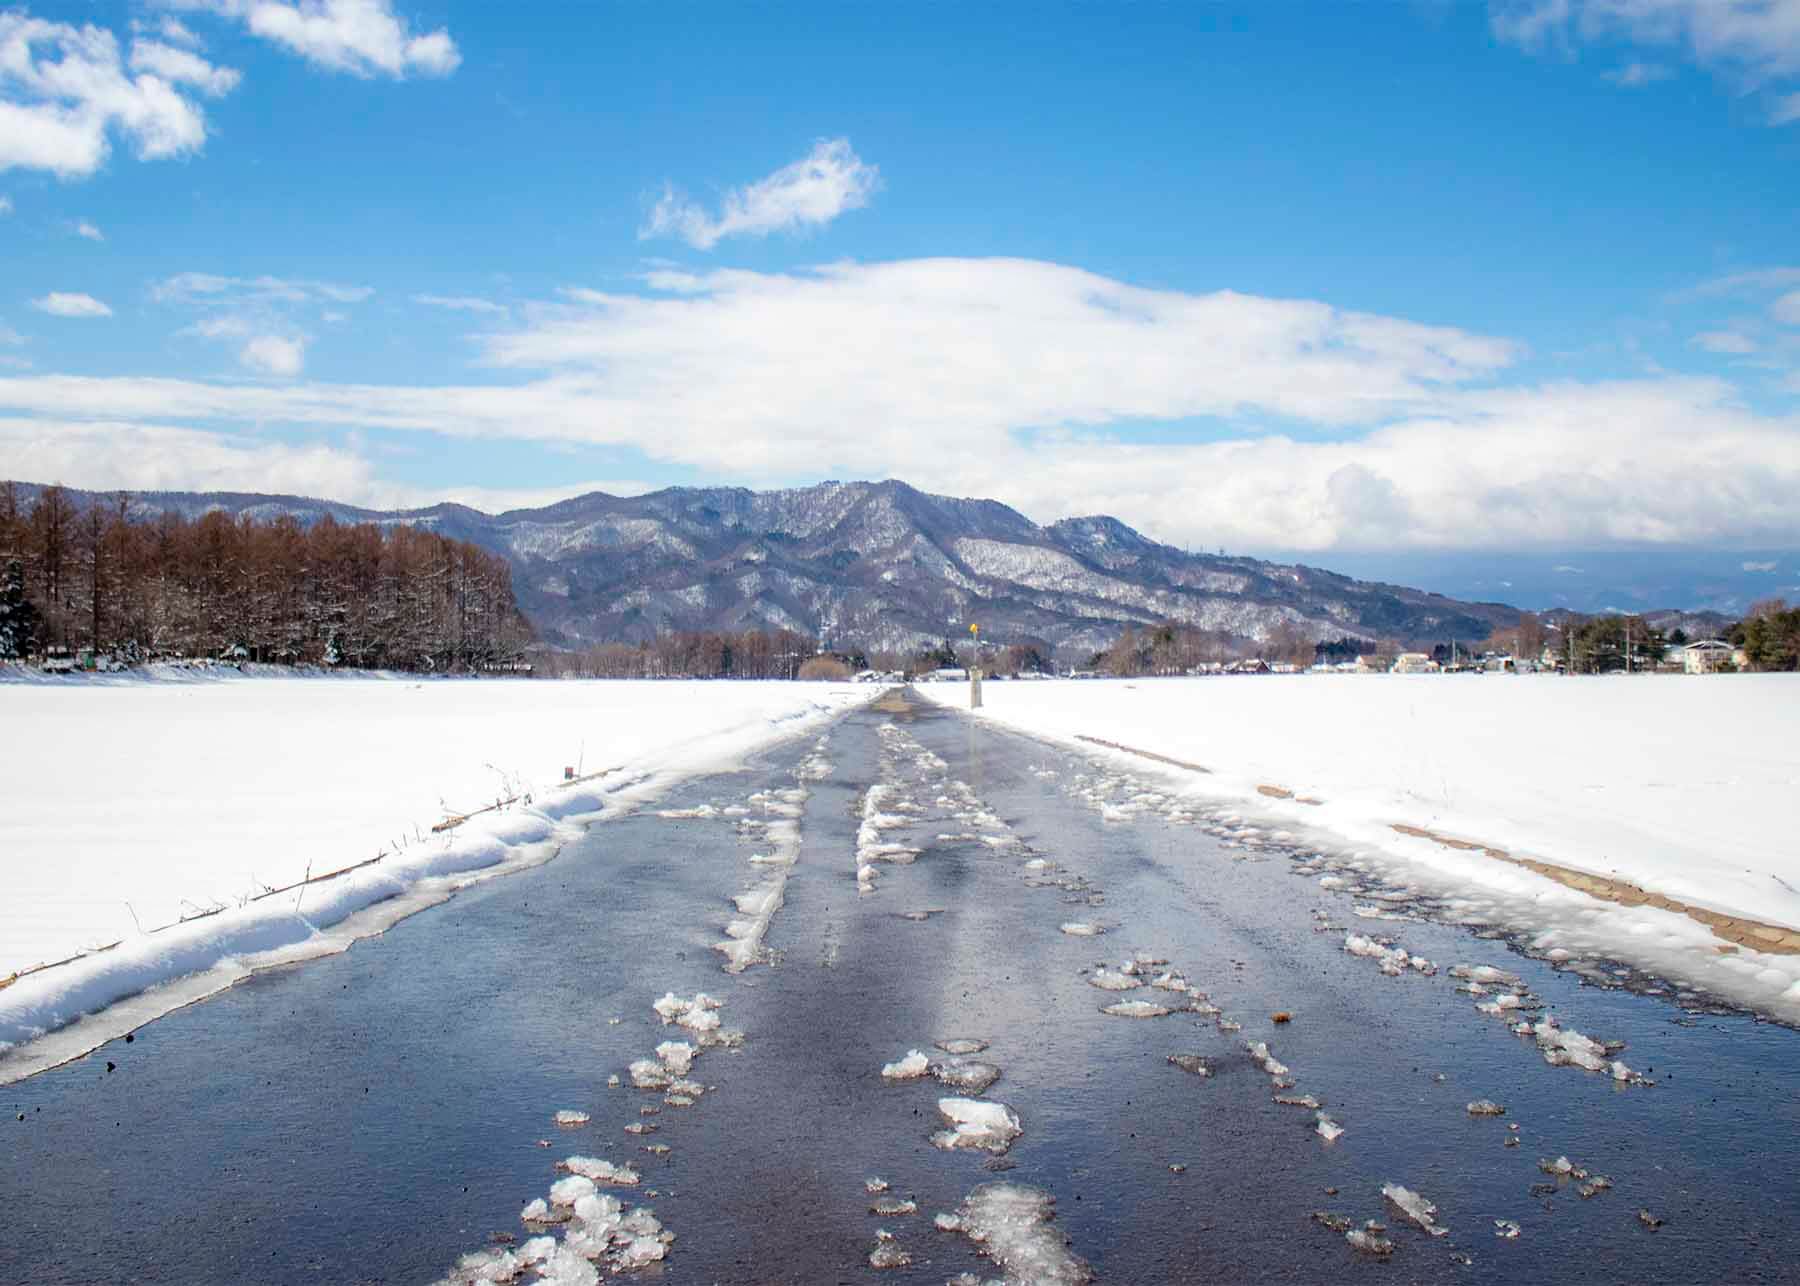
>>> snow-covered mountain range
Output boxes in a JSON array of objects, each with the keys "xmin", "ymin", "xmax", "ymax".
[{"xmin": 8, "ymin": 479, "xmax": 1518, "ymax": 654}]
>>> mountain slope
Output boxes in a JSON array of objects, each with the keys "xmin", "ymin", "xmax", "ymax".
[{"xmin": 4, "ymin": 479, "xmax": 1517, "ymax": 654}]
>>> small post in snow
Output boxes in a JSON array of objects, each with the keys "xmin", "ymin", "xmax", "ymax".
[{"xmin": 969, "ymin": 622, "xmax": 983, "ymax": 709}]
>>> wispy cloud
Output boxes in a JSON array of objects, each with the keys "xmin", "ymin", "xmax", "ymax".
[
  {"xmin": 1774, "ymin": 292, "xmax": 1800, "ymax": 326},
  {"xmin": 0, "ymin": 13, "xmax": 238, "ymax": 179},
  {"xmin": 413, "ymin": 293, "xmax": 507, "ymax": 315},
  {"xmin": 1692, "ymin": 329, "xmax": 1759, "ymax": 353},
  {"xmin": 1603, "ymin": 61, "xmax": 1672, "ymax": 86},
  {"xmin": 129, "ymin": 36, "xmax": 243, "ymax": 96},
  {"xmin": 0, "ymin": 195, "xmax": 12, "ymax": 216},
  {"xmin": 1492, "ymin": 0, "xmax": 1800, "ymax": 122},
  {"xmin": 170, "ymin": 0, "xmax": 460, "ymax": 79},
  {"xmin": 642, "ymin": 138, "xmax": 880, "ymax": 250},
  {"xmin": 74, "ymin": 219, "xmax": 104, "ymax": 242},
  {"xmin": 32, "ymin": 292, "xmax": 112, "ymax": 318},
  {"xmin": 156, "ymin": 273, "xmax": 358, "ymax": 378},
  {"xmin": 152, "ymin": 272, "xmax": 374, "ymax": 305}
]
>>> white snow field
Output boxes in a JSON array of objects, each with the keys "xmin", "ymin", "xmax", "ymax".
[
  {"xmin": 0, "ymin": 672, "xmax": 871, "ymax": 1078},
  {"xmin": 921, "ymin": 674, "xmax": 1800, "ymax": 1019}
]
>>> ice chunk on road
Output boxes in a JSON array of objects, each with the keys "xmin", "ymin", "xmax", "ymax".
[
  {"xmin": 934, "ymin": 1057, "xmax": 1002, "ymax": 1093},
  {"xmin": 550, "ymin": 1175, "xmax": 598, "ymax": 1207},
  {"xmin": 1086, "ymin": 968, "xmax": 1142, "ymax": 991},
  {"xmin": 558, "ymin": 1156, "xmax": 641, "ymax": 1186},
  {"xmin": 653, "ymin": 992, "xmax": 721, "ymax": 1024},
  {"xmin": 1102, "ymin": 999, "xmax": 1173, "ymax": 1018},
  {"xmin": 1060, "ymin": 922, "xmax": 1104, "ymax": 936},
  {"xmin": 628, "ymin": 1059, "xmax": 672, "ymax": 1090},
  {"xmin": 1538, "ymin": 1155, "xmax": 1588, "ymax": 1179},
  {"xmin": 521, "ymin": 1198, "xmax": 556, "ymax": 1224},
  {"xmin": 1531, "ymin": 1019, "xmax": 1615, "ymax": 1073},
  {"xmin": 1383, "ymin": 1183, "xmax": 1448, "ymax": 1237},
  {"xmin": 938, "ymin": 1182, "xmax": 1091, "ymax": 1285},
  {"xmin": 1245, "ymin": 1040, "xmax": 1291, "ymax": 1078},
  {"xmin": 871, "ymin": 1197, "xmax": 918, "ymax": 1216},
  {"xmin": 1346, "ymin": 1223, "xmax": 1394, "ymax": 1256},
  {"xmin": 553, "ymin": 1110, "xmax": 590, "ymax": 1127},
  {"xmin": 1467, "ymin": 1099, "xmax": 1506, "ymax": 1116},
  {"xmin": 882, "ymin": 1050, "xmax": 931, "ymax": 1080},
  {"xmin": 1167, "ymin": 1054, "xmax": 1213, "ymax": 1077},
  {"xmin": 655, "ymin": 1041, "xmax": 695, "ymax": 1075},
  {"xmin": 1494, "ymin": 1219, "xmax": 1521, "ymax": 1239},
  {"xmin": 534, "ymin": 1246, "xmax": 599, "ymax": 1286},
  {"xmin": 932, "ymin": 1097, "xmax": 1022, "ymax": 1154},
  {"xmin": 1315, "ymin": 1112, "xmax": 1345, "ymax": 1142},
  {"xmin": 868, "ymin": 1228, "xmax": 912, "ymax": 1269},
  {"xmin": 936, "ymin": 1038, "xmax": 989, "ymax": 1055}
]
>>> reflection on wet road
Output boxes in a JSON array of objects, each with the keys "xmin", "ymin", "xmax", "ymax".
[{"xmin": 5, "ymin": 688, "xmax": 1798, "ymax": 1284}]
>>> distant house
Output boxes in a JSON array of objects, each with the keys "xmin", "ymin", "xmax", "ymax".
[
  {"xmin": 1681, "ymin": 640, "xmax": 1734, "ymax": 674},
  {"xmin": 1391, "ymin": 652, "xmax": 1436, "ymax": 674}
]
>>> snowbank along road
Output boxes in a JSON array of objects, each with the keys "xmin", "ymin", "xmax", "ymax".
[{"xmin": 4, "ymin": 688, "xmax": 1797, "ymax": 1284}]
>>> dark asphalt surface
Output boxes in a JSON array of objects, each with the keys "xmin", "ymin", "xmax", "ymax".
[{"xmin": 5, "ymin": 688, "xmax": 1799, "ymax": 1284}]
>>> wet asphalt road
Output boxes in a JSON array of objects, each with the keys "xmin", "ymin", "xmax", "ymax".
[{"xmin": 5, "ymin": 688, "xmax": 1800, "ymax": 1285}]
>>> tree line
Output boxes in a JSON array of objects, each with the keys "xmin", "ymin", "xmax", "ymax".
[
  {"xmin": 537, "ymin": 628, "xmax": 843, "ymax": 680},
  {"xmin": 0, "ymin": 482, "xmax": 531, "ymax": 672}
]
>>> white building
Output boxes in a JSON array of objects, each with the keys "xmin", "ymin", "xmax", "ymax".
[{"xmin": 1681, "ymin": 640, "xmax": 1734, "ymax": 674}]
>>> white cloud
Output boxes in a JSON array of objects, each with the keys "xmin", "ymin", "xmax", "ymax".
[
  {"xmin": 173, "ymin": 0, "xmax": 460, "ymax": 78},
  {"xmin": 129, "ymin": 37, "xmax": 243, "ymax": 97},
  {"xmin": 74, "ymin": 218, "xmax": 103, "ymax": 241},
  {"xmin": 179, "ymin": 315, "xmax": 308, "ymax": 375},
  {"xmin": 239, "ymin": 333, "xmax": 307, "ymax": 376},
  {"xmin": 152, "ymin": 272, "xmax": 373, "ymax": 305},
  {"xmin": 153, "ymin": 17, "xmax": 205, "ymax": 49},
  {"xmin": 0, "ymin": 14, "xmax": 237, "ymax": 179},
  {"xmin": 32, "ymin": 292, "xmax": 112, "ymax": 317},
  {"xmin": 1773, "ymin": 291, "xmax": 1800, "ymax": 325},
  {"xmin": 1603, "ymin": 60, "xmax": 1673, "ymax": 85},
  {"xmin": 1692, "ymin": 265, "xmax": 1800, "ymax": 296},
  {"xmin": 501, "ymin": 259, "xmax": 1516, "ymax": 447},
  {"xmin": 3, "ymin": 260, "xmax": 1798, "ymax": 551},
  {"xmin": 1492, "ymin": 0, "xmax": 1800, "ymax": 118},
  {"xmin": 0, "ymin": 195, "xmax": 12, "ymax": 215},
  {"xmin": 1774, "ymin": 89, "xmax": 1800, "ymax": 122},
  {"xmin": 643, "ymin": 138, "xmax": 880, "ymax": 250},
  {"xmin": 413, "ymin": 293, "xmax": 506, "ymax": 314},
  {"xmin": 1692, "ymin": 329, "xmax": 1760, "ymax": 353},
  {"xmin": 1742, "ymin": 559, "xmax": 1779, "ymax": 571},
  {"xmin": 0, "ymin": 415, "xmax": 378, "ymax": 499},
  {"xmin": 0, "ymin": 325, "xmax": 24, "ymax": 344}
]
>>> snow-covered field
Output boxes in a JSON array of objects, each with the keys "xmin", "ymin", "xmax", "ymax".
[
  {"xmin": 0, "ymin": 671, "xmax": 870, "ymax": 1075},
  {"xmin": 922, "ymin": 673, "xmax": 1800, "ymax": 1017}
]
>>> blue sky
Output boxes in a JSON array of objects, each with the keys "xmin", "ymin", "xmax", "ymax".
[{"xmin": 2, "ymin": 0, "xmax": 1799, "ymax": 585}]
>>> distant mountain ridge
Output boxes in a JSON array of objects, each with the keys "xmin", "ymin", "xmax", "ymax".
[{"xmin": 5, "ymin": 479, "xmax": 1519, "ymax": 654}]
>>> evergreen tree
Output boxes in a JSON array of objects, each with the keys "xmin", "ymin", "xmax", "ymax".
[{"xmin": 0, "ymin": 557, "xmax": 39, "ymax": 658}]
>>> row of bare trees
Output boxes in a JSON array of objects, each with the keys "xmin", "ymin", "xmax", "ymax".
[
  {"xmin": 536, "ymin": 628, "xmax": 826, "ymax": 679},
  {"xmin": 0, "ymin": 483, "xmax": 530, "ymax": 672}
]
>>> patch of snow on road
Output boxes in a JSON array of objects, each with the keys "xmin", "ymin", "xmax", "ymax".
[{"xmin": 935, "ymin": 1181, "xmax": 1092, "ymax": 1285}]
